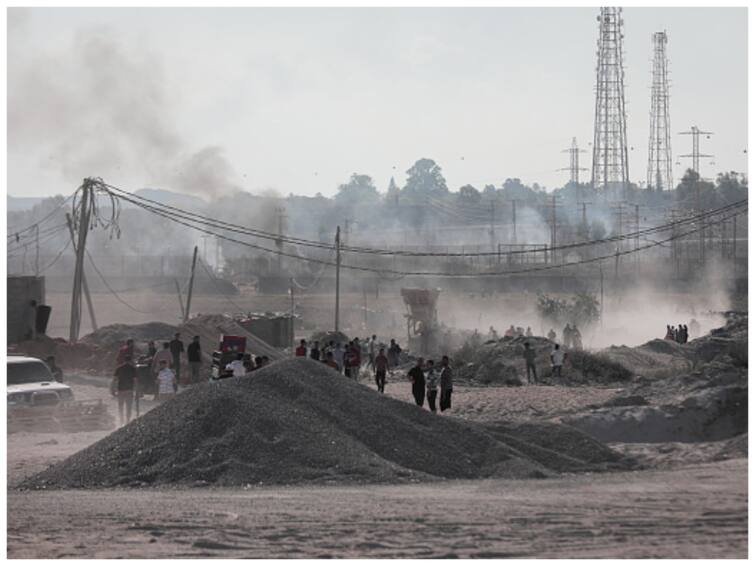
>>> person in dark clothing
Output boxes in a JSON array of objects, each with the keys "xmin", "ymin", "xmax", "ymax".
[
  {"xmin": 310, "ymin": 341, "xmax": 321, "ymax": 361},
  {"xmin": 112, "ymin": 356, "xmax": 137, "ymax": 426},
  {"xmin": 187, "ymin": 335, "xmax": 202, "ymax": 384},
  {"xmin": 408, "ymin": 358, "xmax": 425, "ymax": 407},
  {"xmin": 295, "ymin": 339, "xmax": 307, "ymax": 357},
  {"xmin": 169, "ymin": 333, "xmax": 185, "ymax": 384},
  {"xmin": 45, "ymin": 356, "xmax": 64, "ymax": 383},
  {"xmin": 523, "ymin": 342, "xmax": 537, "ymax": 384},
  {"xmin": 439, "ymin": 355, "xmax": 453, "ymax": 412},
  {"xmin": 374, "ymin": 348, "xmax": 389, "ymax": 393},
  {"xmin": 425, "ymin": 359, "xmax": 439, "ymax": 413},
  {"xmin": 147, "ymin": 340, "xmax": 157, "ymax": 359}
]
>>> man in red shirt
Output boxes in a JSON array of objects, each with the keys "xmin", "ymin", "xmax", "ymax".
[
  {"xmin": 295, "ymin": 339, "xmax": 307, "ymax": 357},
  {"xmin": 116, "ymin": 339, "xmax": 135, "ymax": 366}
]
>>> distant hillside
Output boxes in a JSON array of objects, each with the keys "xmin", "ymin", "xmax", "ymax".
[{"xmin": 7, "ymin": 196, "xmax": 45, "ymax": 211}]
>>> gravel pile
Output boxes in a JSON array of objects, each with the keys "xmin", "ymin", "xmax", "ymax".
[{"xmin": 20, "ymin": 358, "xmax": 625, "ymax": 489}]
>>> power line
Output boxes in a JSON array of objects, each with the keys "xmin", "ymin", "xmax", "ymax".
[
  {"xmin": 6, "ymin": 190, "xmax": 79, "ymax": 241},
  {"xmin": 102, "ymin": 181, "xmax": 744, "ymax": 259},
  {"xmin": 85, "ymin": 251, "xmax": 154, "ymax": 314}
]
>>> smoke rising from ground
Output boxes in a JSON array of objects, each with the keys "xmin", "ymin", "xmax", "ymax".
[{"xmin": 8, "ymin": 20, "xmax": 240, "ymax": 199}]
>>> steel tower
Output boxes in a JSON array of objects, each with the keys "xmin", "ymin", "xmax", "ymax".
[
  {"xmin": 591, "ymin": 7, "xmax": 630, "ymax": 198},
  {"xmin": 646, "ymin": 31, "xmax": 673, "ymax": 191}
]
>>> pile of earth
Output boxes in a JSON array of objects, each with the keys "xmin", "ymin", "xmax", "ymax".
[
  {"xmin": 16, "ymin": 315, "xmax": 282, "ymax": 375},
  {"xmin": 561, "ymin": 313, "xmax": 747, "ymax": 444},
  {"xmin": 600, "ymin": 311, "xmax": 747, "ymax": 378},
  {"xmin": 20, "ymin": 358, "xmax": 629, "ymax": 489},
  {"xmin": 453, "ymin": 335, "xmax": 631, "ymax": 386}
]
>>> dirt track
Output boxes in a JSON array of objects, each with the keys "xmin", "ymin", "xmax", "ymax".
[{"xmin": 7, "ymin": 459, "xmax": 746, "ymax": 559}]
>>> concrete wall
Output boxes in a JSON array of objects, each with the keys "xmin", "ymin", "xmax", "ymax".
[{"xmin": 7, "ymin": 276, "xmax": 45, "ymax": 344}]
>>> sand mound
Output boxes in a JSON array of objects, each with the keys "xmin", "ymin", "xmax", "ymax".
[
  {"xmin": 80, "ymin": 322, "xmax": 179, "ymax": 350},
  {"xmin": 454, "ymin": 335, "xmax": 631, "ymax": 386},
  {"xmin": 21, "ymin": 358, "xmax": 626, "ymax": 489}
]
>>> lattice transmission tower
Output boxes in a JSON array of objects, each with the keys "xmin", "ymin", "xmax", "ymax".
[
  {"xmin": 591, "ymin": 7, "xmax": 629, "ymax": 199},
  {"xmin": 561, "ymin": 137, "xmax": 588, "ymax": 186},
  {"xmin": 646, "ymin": 31, "xmax": 673, "ymax": 191}
]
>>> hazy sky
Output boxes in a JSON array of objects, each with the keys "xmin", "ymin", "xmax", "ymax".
[{"xmin": 7, "ymin": 7, "xmax": 748, "ymax": 199}]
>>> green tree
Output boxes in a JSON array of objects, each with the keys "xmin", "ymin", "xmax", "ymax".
[
  {"xmin": 403, "ymin": 158, "xmax": 448, "ymax": 197},
  {"xmin": 335, "ymin": 173, "xmax": 379, "ymax": 205},
  {"xmin": 458, "ymin": 184, "xmax": 481, "ymax": 203}
]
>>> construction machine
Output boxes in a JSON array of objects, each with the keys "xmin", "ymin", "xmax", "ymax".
[{"xmin": 400, "ymin": 288, "xmax": 441, "ymax": 355}]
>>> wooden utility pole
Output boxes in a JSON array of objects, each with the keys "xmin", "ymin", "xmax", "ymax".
[
  {"xmin": 174, "ymin": 279, "xmax": 186, "ymax": 321},
  {"xmin": 65, "ymin": 212, "xmax": 98, "ymax": 333},
  {"xmin": 511, "ymin": 199, "xmax": 518, "ymax": 244},
  {"xmin": 34, "ymin": 225, "xmax": 40, "ymax": 277},
  {"xmin": 289, "ymin": 278, "xmax": 295, "ymax": 351},
  {"xmin": 69, "ymin": 182, "xmax": 93, "ymax": 342},
  {"xmin": 634, "ymin": 204, "xmax": 640, "ymax": 272},
  {"xmin": 184, "ymin": 246, "xmax": 198, "ymax": 323},
  {"xmin": 335, "ymin": 226, "xmax": 341, "ymax": 333}
]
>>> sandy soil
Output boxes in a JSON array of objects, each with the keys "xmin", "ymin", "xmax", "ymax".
[
  {"xmin": 7, "ymin": 372, "xmax": 747, "ymax": 559},
  {"xmin": 7, "ymin": 460, "xmax": 746, "ymax": 559}
]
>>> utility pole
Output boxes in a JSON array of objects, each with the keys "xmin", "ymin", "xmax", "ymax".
[
  {"xmin": 511, "ymin": 199, "xmax": 518, "ymax": 245},
  {"xmin": 289, "ymin": 278, "xmax": 295, "ymax": 351},
  {"xmin": 174, "ymin": 279, "xmax": 186, "ymax": 321},
  {"xmin": 679, "ymin": 125, "xmax": 713, "ymax": 264},
  {"xmin": 634, "ymin": 204, "xmax": 640, "ymax": 272},
  {"xmin": 184, "ymin": 246, "xmax": 198, "ymax": 324},
  {"xmin": 34, "ymin": 225, "xmax": 40, "ymax": 277},
  {"xmin": 275, "ymin": 207, "xmax": 287, "ymax": 273},
  {"xmin": 65, "ymin": 212, "xmax": 98, "ymax": 334},
  {"xmin": 550, "ymin": 195, "xmax": 557, "ymax": 263},
  {"xmin": 488, "ymin": 201, "xmax": 496, "ymax": 263},
  {"xmin": 561, "ymin": 137, "xmax": 588, "ymax": 201},
  {"xmin": 69, "ymin": 180, "xmax": 93, "ymax": 342},
  {"xmin": 335, "ymin": 226, "xmax": 341, "ymax": 334}
]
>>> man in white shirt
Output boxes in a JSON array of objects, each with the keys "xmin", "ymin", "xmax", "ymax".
[
  {"xmin": 225, "ymin": 353, "xmax": 247, "ymax": 381},
  {"xmin": 550, "ymin": 344, "xmax": 566, "ymax": 379},
  {"xmin": 332, "ymin": 343, "xmax": 344, "ymax": 373}
]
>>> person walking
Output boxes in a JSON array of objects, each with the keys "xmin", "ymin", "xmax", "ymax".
[
  {"xmin": 187, "ymin": 335, "xmax": 202, "ymax": 384},
  {"xmin": 112, "ymin": 355, "xmax": 136, "ymax": 425},
  {"xmin": 155, "ymin": 359, "xmax": 177, "ymax": 402},
  {"xmin": 439, "ymin": 356, "xmax": 453, "ymax": 412},
  {"xmin": 408, "ymin": 358, "xmax": 425, "ymax": 407},
  {"xmin": 295, "ymin": 339, "xmax": 307, "ymax": 357},
  {"xmin": 374, "ymin": 347, "xmax": 389, "ymax": 393},
  {"xmin": 547, "ymin": 328, "xmax": 557, "ymax": 342},
  {"xmin": 425, "ymin": 360, "xmax": 439, "ymax": 413},
  {"xmin": 523, "ymin": 342, "xmax": 537, "ymax": 384},
  {"xmin": 147, "ymin": 340, "xmax": 157, "ymax": 359},
  {"xmin": 310, "ymin": 341, "xmax": 321, "ymax": 361},
  {"xmin": 170, "ymin": 332, "xmax": 185, "ymax": 385},
  {"xmin": 550, "ymin": 344, "xmax": 565, "ymax": 379},
  {"xmin": 333, "ymin": 342, "xmax": 344, "ymax": 373},
  {"xmin": 387, "ymin": 339, "xmax": 402, "ymax": 372}
]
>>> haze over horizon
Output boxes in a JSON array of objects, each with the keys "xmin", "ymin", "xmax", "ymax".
[{"xmin": 8, "ymin": 7, "xmax": 748, "ymax": 200}]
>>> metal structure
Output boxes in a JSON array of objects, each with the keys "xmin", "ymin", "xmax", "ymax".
[
  {"xmin": 646, "ymin": 31, "xmax": 673, "ymax": 191},
  {"xmin": 561, "ymin": 137, "xmax": 588, "ymax": 185},
  {"xmin": 400, "ymin": 288, "xmax": 440, "ymax": 355},
  {"xmin": 591, "ymin": 7, "xmax": 630, "ymax": 198},
  {"xmin": 679, "ymin": 126, "xmax": 714, "ymax": 178}
]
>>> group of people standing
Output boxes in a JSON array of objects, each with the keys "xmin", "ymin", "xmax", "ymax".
[
  {"xmin": 296, "ymin": 335, "xmax": 403, "ymax": 379},
  {"xmin": 406, "ymin": 356, "xmax": 453, "ymax": 413},
  {"xmin": 664, "ymin": 324, "xmax": 689, "ymax": 344},
  {"xmin": 111, "ymin": 332, "xmax": 203, "ymax": 426}
]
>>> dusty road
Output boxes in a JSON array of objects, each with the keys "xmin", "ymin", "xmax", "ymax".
[
  {"xmin": 7, "ymin": 460, "xmax": 746, "ymax": 559},
  {"xmin": 7, "ymin": 374, "xmax": 747, "ymax": 559}
]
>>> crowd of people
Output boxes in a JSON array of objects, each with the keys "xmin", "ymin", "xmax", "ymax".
[{"xmin": 664, "ymin": 324, "xmax": 690, "ymax": 344}]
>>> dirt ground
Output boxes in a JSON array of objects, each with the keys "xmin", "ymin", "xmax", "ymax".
[{"xmin": 6, "ymin": 374, "xmax": 748, "ymax": 559}]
